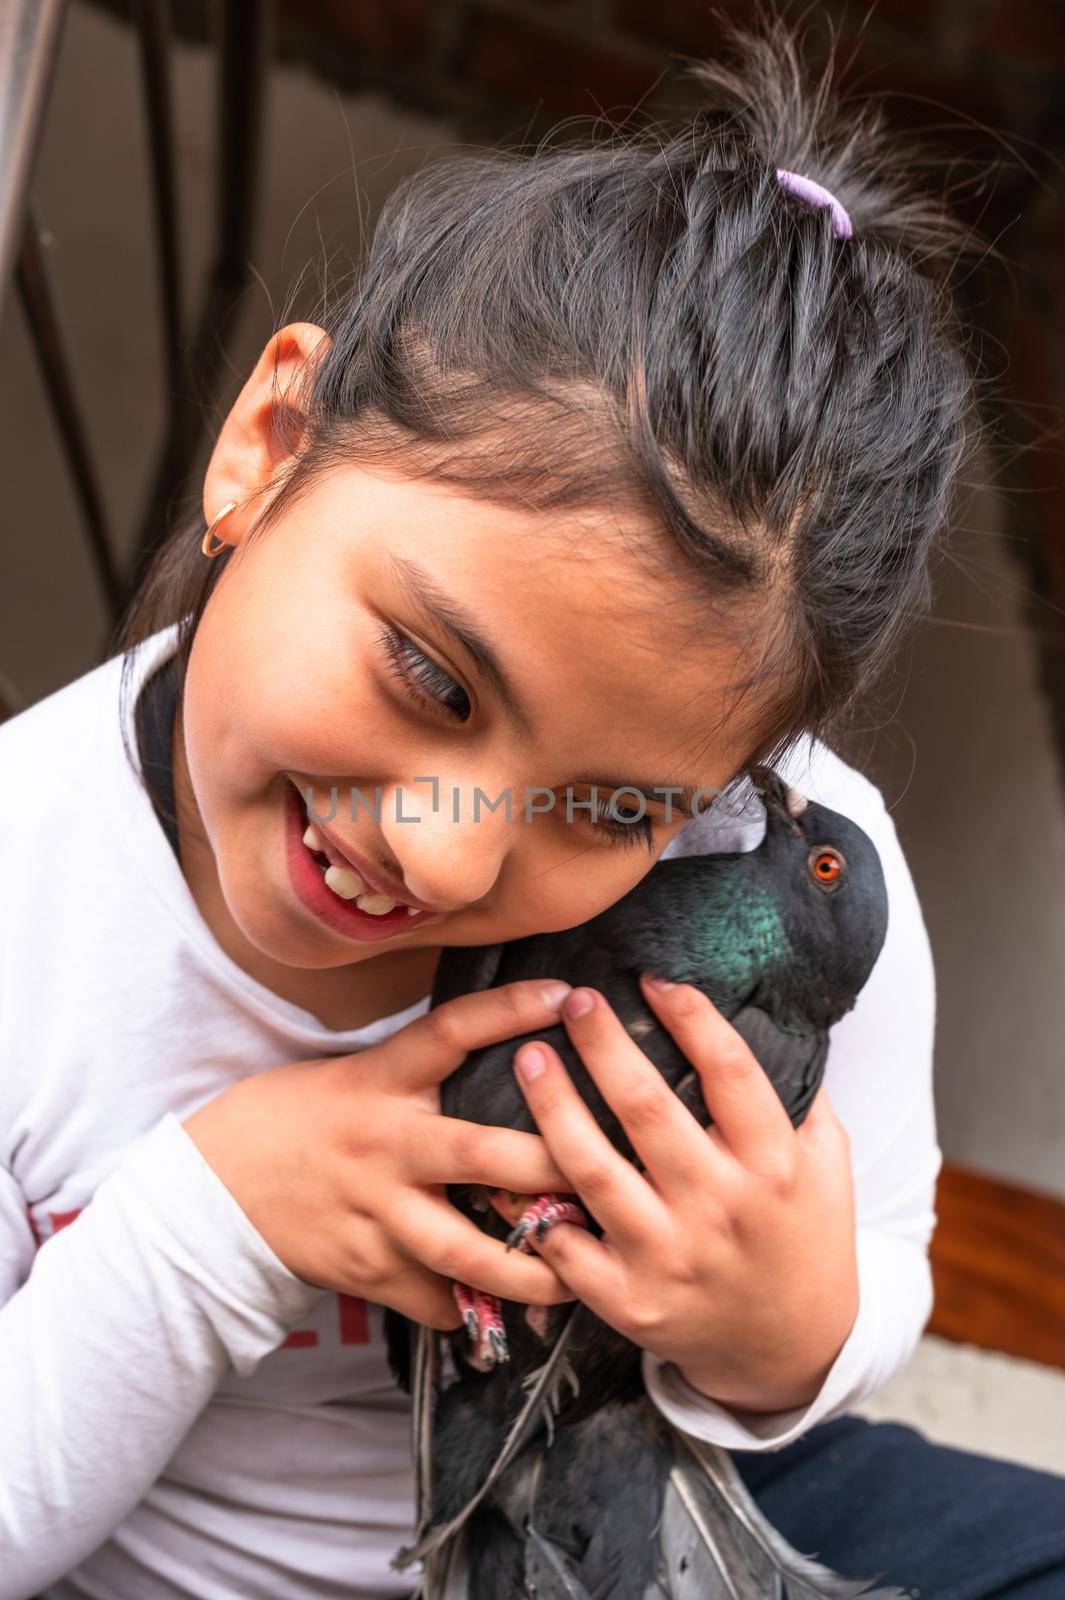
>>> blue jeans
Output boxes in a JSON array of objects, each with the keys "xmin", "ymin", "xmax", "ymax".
[{"xmin": 731, "ymin": 1413, "xmax": 1065, "ymax": 1598}]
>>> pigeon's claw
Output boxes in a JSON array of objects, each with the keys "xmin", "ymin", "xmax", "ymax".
[
  {"xmin": 451, "ymin": 1282, "xmax": 509, "ymax": 1370},
  {"xmin": 454, "ymin": 1280, "xmax": 480, "ymax": 1342},
  {"xmin": 505, "ymin": 1193, "xmax": 589, "ymax": 1253}
]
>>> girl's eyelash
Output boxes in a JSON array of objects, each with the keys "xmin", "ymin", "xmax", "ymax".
[
  {"xmin": 587, "ymin": 797, "xmax": 657, "ymax": 853},
  {"xmin": 376, "ymin": 623, "xmax": 471, "ymax": 722}
]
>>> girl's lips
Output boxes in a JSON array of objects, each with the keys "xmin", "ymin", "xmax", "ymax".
[{"xmin": 283, "ymin": 780, "xmax": 440, "ymax": 944}]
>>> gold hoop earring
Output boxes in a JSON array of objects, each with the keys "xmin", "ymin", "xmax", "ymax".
[{"xmin": 201, "ymin": 500, "xmax": 240, "ymax": 558}]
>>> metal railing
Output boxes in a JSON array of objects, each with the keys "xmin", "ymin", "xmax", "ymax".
[{"xmin": 0, "ymin": 0, "xmax": 270, "ymax": 672}]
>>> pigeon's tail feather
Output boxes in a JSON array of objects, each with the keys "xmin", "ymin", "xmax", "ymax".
[
  {"xmin": 675, "ymin": 1432, "xmax": 907, "ymax": 1600},
  {"xmin": 525, "ymin": 1528, "xmax": 596, "ymax": 1599}
]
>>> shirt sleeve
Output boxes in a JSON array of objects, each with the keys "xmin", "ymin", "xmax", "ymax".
[
  {"xmin": 642, "ymin": 783, "xmax": 941, "ymax": 1451},
  {"xmin": 0, "ymin": 1113, "xmax": 324, "ymax": 1599}
]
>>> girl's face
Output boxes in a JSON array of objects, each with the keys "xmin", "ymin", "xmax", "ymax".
[
  {"xmin": 178, "ymin": 332, "xmax": 759, "ymax": 991},
  {"xmin": 180, "ymin": 465, "xmax": 754, "ymax": 978}
]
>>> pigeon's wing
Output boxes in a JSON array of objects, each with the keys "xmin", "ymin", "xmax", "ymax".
[
  {"xmin": 727, "ymin": 1005, "xmax": 828, "ymax": 1129},
  {"xmin": 657, "ymin": 1464, "xmax": 779, "ymax": 1599},
  {"xmin": 664, "ymin": 1430, "xmax": 906, "ymax": 1600}
]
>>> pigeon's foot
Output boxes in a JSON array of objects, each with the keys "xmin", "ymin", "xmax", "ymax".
[
  {"xmin": 451, "ymin": 1281, "xmax": 508, "ymax": 1370},
  {"xmin": 504, "ymin": 1193, "xmax": 589, "ymax": 1254}
]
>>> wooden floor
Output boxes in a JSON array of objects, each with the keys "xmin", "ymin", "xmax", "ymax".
[{"xmin": 930, "ymin": 1162, "xmax": 1065, "ymax": 1371}]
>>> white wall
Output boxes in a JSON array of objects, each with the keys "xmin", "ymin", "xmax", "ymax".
[{"xmin": 845, "ymin": 487, "xmax": 1065, "ymax": 1198}]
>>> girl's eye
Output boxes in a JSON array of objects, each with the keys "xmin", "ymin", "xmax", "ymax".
[
  {"xmin": 587, "ymin": 794, "xmax": 657, "ymax": 854},
  {"xmin": 377, "ymin": 623, "xmax": 654, "ymax": 850},
  {"xmin": 377, "ymin": 624, "xmax": 472, "ymax": 723}
]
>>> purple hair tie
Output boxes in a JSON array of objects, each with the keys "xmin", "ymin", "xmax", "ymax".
[{"xmin": 776, "ymin": 169, "xmax": 853, "ymax": 240}]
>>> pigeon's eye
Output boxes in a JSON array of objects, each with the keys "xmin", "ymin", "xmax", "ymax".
[{"xmin": 808, "ymin": 846, "xmax": 845, "ymax": 890}]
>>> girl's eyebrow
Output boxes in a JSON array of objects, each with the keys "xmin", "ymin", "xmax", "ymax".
[{"xmin": 386, "ymin": 552, "xmax": 535, "ymax": 745}]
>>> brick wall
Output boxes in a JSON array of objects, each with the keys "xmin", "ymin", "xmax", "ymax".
[{"xmin": 268, "ymin": 0, "xmax": 1064, "ymax": 150}]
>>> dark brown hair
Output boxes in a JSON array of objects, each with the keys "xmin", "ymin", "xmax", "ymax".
[{"xmin": 117, "ymin": 17, "xmax": 975, "ymax": 798}]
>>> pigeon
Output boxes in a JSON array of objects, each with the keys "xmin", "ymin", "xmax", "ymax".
[{"xmin": 387, "ymin": 766, "xmax": 900, "ymax": 1599}]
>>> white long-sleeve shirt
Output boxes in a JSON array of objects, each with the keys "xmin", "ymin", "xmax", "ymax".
[{"xmin": 0, "ymin": 621, "xmax": 940, "ymax": 1599}]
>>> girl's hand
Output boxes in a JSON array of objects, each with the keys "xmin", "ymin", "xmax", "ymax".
[
  {"xmin": 183, "ymin": 980, "xmax": 577, "ymax": 1331},
  {"xmin": 511, "ymin": 975, "xmax": 860, "ymax": 1413}
]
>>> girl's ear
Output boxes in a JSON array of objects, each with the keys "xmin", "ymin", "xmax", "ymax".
[{"xmin": 202, "ymin": 321, "xmax": 331, "ymax": 533}]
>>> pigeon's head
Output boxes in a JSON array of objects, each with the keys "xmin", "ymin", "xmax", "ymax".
[
  {"xmin": 587, "ymin": 763, "xmax": 888, "ymax": 1029},
  {"xmin": 746, "ymin": 764, "xmax": 890, "ymax": 1021}
]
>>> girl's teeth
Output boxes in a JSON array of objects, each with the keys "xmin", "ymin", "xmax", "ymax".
[
  {"xmin": 323, "ymin": 865, "xmax": 367, "ymax": 900},
  {"xmin": 355, "ymin": 892, "xmax": 398, "ymax": 915},
  {"xmin": 309, "ymin": 830, "xmax": 420, "ymax": 917}
]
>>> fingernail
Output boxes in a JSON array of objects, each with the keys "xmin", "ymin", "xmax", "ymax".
[
  {"xmin": 642, "ymin": 972, "xmax": 675, "ymax": 992},
  {"xmin": 563, "ymin": 989, "xmax": 595, "ymax": 1020},
  {"xmin": 538, "ymin": 981, "xmax": 572, "ymax": 1009},
  {"xmin": 518, "ymin": 1045, "xmax": 547, "ymax": 1081}
]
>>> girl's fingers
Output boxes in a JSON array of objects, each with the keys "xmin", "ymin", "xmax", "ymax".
[
  {"xmin": 638, "ymin": 974, "xmax": 795, "ymax": 1171},
  {"xmin": 385, "ymin": 980, "xmax": 573, "ymax": 1090},
  {"xmin": 410, "ymin": 1118, "xmax": 568, "ymax": 1193},
  {"xmin": 384, "ymin": 1271, "xmax": 464, "ymax": 1332},
  {"xmin": 512, "ymin": 1039, "xmax": 668, "ymax": 1245},
  {"xmin": 797, "ymin": 1083, "xmax": 850, "ymax": 1159},
  {"xmin": 390, "ymin": 1193, "xmax": 574, "ymax": 1305},
  {"xmin": 553, "ymin": 989, "xmax": 724, "ymax": 1196},
  {"xmin": 526, "ymin": 1223, "xmax": 629, "ymax": 1325}
]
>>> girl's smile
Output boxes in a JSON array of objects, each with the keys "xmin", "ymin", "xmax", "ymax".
[{"xmin": 284, "ymin": 776, "xmax": 442, "ymax": 944}]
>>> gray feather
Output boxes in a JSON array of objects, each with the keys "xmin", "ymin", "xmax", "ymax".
[
  {"xmin": 536, "ymin": 1351, "xmax": 581, "ymax": 1447},
  {"xmin": 675, "ymin": 1432, "xmax": 906, "ymax": 1600},
  {"xmin": 414, "ymin": 1523, "xmax": 471, "ymax": 1600},
  {"xmin": 412, "ymin": 1324, "xmax": 439, "ymax": 1537},
  {"xmin": 407, "ymin": 1327, "xmax": 460, "ymax": 1600}
]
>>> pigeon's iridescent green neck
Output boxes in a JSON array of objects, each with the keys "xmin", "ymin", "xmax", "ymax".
[{"xmin": 673, "ymin": 877, "xmax": 795, "ymax": 1000}]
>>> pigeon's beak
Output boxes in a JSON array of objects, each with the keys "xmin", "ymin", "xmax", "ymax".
[{"xmin": 750, "ymin": 766, "xmax": 808, "ymax": 836}]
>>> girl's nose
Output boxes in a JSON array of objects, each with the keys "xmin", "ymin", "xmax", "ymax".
[{"xmin": 378, "ymin": 776, "xmax": 517, "ymax": 913}]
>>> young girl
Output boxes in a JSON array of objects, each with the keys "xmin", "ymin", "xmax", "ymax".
[{"xmin": 2, "ymin": 20, "xmax": 1063, "ymax": 1600}]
